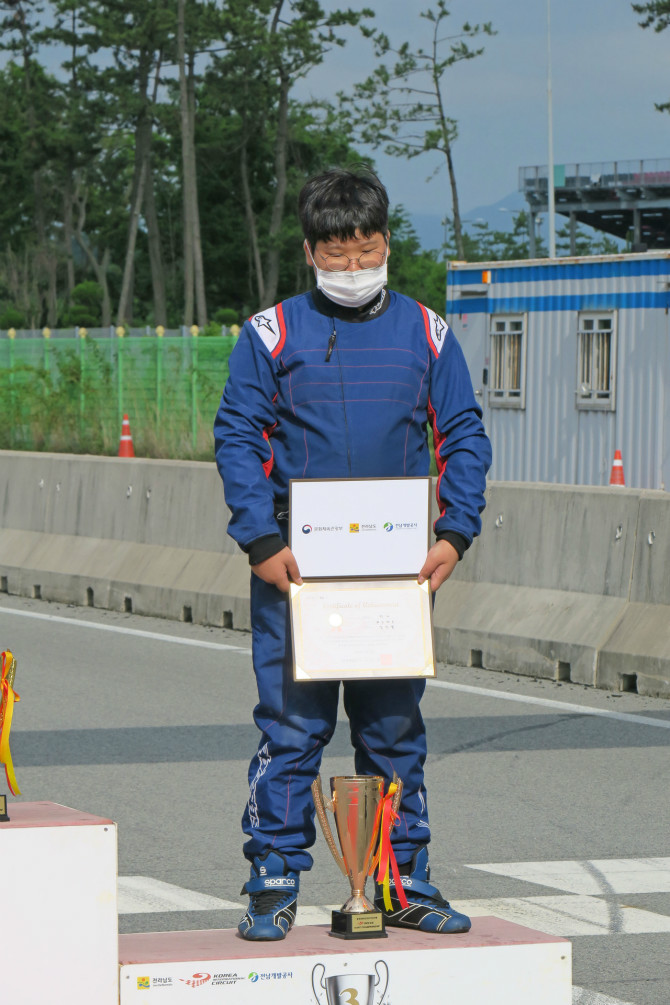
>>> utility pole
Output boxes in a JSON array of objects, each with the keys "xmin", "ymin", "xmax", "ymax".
[{"xmin": 547, "ymin": 0, "xmax": 556, "ymax": 258}]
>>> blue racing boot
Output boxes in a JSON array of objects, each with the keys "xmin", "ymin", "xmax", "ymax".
[
  {"xmin": 374, "ymin": 846, "xmax": 471, "ymax": 934},
  {"xmin": 238, "ymin": 850, "xmax": 299, "ymax": 941}
]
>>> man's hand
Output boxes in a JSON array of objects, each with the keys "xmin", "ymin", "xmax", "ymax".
[
  {"xmin": 417, "ymin": 540, "xmax": 459, "ymax": 592},
  {"xmin": 251, "ymin": 547, "xmax": 303, "ymax": 594}
]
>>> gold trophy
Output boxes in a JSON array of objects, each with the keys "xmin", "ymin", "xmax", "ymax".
[{"xmin": 311, "ymin": 774, "xmax": 402, "ymax": 939}]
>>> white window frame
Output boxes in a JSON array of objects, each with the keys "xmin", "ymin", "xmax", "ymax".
[
  {"xmin": 576, "ymin": 311, "xmax": 617, "ymax": 411},
  {"xmin": 489, "ymin": 313, "xmax": 526, "ymax": 409}
]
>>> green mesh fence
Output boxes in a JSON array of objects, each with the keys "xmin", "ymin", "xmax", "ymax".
[{"xmin": 0, "ymin": 335, "xmax": 236, "ymax": 459}]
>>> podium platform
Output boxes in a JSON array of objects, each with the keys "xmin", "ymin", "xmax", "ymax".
[
  {"xmin": 2, "ymin": 803, "xmax": 572, "ymax": 1004},
  {"xmin": 119, "ymin": 919, "xmax": 571, "ymax": 1004},
  {"xmin": 1, "ymin": 801, "xmax": 118, "ymax": 1005}
]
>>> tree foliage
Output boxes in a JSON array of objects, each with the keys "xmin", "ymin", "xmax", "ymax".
[
  {"xmin": 0, "ymin": 1, "xmax": 634, "ymax": 332},
  {"xmin": 341, "ymin": 1, "xmax": 495, "ymax": 260},
  {"xmin": 0, "ymin": 0, "xmax": 376, "ymax": 326},
  {"xmin": 443, "ymin": 212, "xmax": 619, "ymax": 262},
  {"xmin": 633, "ymin": 0, "xmax": 670, "ymax": 111}
]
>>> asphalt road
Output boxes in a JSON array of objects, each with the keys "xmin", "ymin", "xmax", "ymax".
[{"xmin": 1, "ymin": 593, "xmax": 669, "ymax": 1005}]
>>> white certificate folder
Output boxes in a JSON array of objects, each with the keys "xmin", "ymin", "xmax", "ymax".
[{"xmin": 288, "ymin": 477, "xmax": 435, "ymax": 681}]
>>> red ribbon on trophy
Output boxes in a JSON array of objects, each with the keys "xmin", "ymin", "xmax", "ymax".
[
  {"xmin": 372, "ymin": 781, "xmax": 408, "ymax": 912},
  {"xmin": 0, "ymin": 650, "xmax": 21, "ymax": 796}
]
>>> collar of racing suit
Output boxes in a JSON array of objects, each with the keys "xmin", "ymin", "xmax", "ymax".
[{"xmin": 311, "ymin": 286, "xmax": 390, "ymax": 323}]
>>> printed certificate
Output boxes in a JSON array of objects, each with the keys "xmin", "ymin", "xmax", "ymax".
[{"xmin": 290, "ymin": 579, "xmax": 435, "ymax": 681}]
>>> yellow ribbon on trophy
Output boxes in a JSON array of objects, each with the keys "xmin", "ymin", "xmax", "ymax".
[{"xmin": 0, "ymin": 650, "xmax": 21, "ymax": 796}]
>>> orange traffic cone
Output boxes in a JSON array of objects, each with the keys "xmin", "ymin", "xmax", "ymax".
[
  {"xmin": 609, "ymin": 449, "xmax": 625, "ymax": 486},
  {"xmin": 118, "ymin": 414, "xmax": 135, "ymax": 458}
]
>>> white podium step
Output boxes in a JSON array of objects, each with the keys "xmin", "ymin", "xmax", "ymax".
[
  {"xmin": 2, "ymin": 801, "xmax": 572, "ymax": 1005},
  {"xmin": 1, "ymin": 801, "xmax": 118, "ymax": 1005},
  {"xmin": 119, "ymin": 919, "xmax": 572, "ymax": 1004}
]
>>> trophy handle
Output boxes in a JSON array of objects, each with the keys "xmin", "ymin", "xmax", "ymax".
[
  {"xmin": 311, "ymin": 775, "xmax": 348, "ymax": 877},
  {"xmin": 374, "ymin": 960, "xmax": 389, "ymax": 1004},
  {"xmin": 311, "ymin": 963, "xmax": 326, "ymax": 1005}
]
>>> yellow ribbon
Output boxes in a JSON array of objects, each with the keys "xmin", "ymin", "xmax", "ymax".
[
  {"xmin": 0, "ymin": 650, "xmax": 21, "ymax": 796},
  {"xmin": 370, "ymin": 782, "xmax": 408, "ymax": 913}
]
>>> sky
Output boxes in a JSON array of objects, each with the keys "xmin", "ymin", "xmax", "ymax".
[{"xmin": 296, "ymin": 0, "xmax": 670, "ymax": 239}]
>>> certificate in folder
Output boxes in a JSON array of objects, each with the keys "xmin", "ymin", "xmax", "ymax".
[{"xmin": 288, "ymin": 477, "xmax": 435, "ymax": 681}]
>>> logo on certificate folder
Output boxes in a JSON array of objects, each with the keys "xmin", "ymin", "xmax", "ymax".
[
  {"xmin": 384, "ymin": 522, "xmax": 393, "ymax": 532},
  {"xmin": 302, "ymin": 524, "xmax": 312, "ymax": 534},
  {"xmin": 349, "ymin": 523, "xmax": 359, "ymax": 533}
]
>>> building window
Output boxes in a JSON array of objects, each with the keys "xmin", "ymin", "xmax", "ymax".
[
  {"xmin": 490, "ymin": 315, "xmax": 525, "ymax": 407},
  {"xmin": 577, "ymin": 312, "xmax": 616, "ymax": 410}
]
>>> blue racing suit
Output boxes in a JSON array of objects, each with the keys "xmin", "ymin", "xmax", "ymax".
[{"xmin": 214, "ymin": 287, "xmax": 491, "ymax": 872}]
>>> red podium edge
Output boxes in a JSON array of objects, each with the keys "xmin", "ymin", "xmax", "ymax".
[{"xmin": 119, "ymin": 919, "xmax": 569, "ymax": 965}]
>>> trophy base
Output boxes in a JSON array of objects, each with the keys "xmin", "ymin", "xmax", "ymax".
[{"xmin": 329, "ymin": 909, "xmax": 387, "ymax": 940}]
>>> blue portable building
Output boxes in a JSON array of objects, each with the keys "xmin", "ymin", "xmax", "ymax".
[{"xmin": 446, "ymin": 252, "xmax": 670, "ymax": 489}]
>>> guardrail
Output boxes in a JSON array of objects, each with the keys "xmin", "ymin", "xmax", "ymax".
[
  {"xmin": 519, "ymin": 158, "xmax": 670, "ymax": 192},
  {"xmin": 0, "ymin": 453, "xmax": 668, "ymax": 698}
]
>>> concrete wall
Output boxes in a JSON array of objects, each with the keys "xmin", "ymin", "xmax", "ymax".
[
  {"xmin": 0, "ymin": 453, "xmax": 250, "ymax": 631},
  {"xmin": 436, "ymin": 483, "xmax": 666, "ymax": 696},
  {"xmin": 1, "ymin": 452, "xmax": 668, "ymax": 698}
]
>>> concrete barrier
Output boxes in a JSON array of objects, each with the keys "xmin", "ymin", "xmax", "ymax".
[
  {"xmin": 596, "ymin": 493, "xmax": 670, "ymax": 697},
  {"xmin": 1, "ymin": 452, "xmax": 668, "ymax": 698},
  {"xmin": 0, "ymin": 452, "xmax": 250, "ymax": 631},
  {"xmin": 435, "ymin": 483, "xmax": 643, "ymax": 689}
]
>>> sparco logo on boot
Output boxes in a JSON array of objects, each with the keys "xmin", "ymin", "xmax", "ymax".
[{"xmin": 264, "ymin": 877, "xmax": 296, "ymax": 887}]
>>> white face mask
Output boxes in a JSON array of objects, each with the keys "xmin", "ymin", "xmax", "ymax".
[{"xmin": 306, "ymin": 243, "xmax": 388, "ymax": 308}]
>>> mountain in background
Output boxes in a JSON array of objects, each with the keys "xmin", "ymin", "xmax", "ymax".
[
  {"xmin": 410, "ymin": 189, "xmax": 623, "ymax": 253},
  {"xmin": 409, "ymin": 190, "xmax": 526, "ymax": 251}
]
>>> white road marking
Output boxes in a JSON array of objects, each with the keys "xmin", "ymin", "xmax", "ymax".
[
  {"xmin": 466, "ymin": 857, "xmax": 670, "ymax": 895},
  {"xmin": 427, "ymin": 678, "xmax": 670, "ymax": 730},
  {"xmin": 456, "ymin": 894, "xmax": 670, "ymax": 936},
  {"xmin": 0, "ymin": 606, "xmax": 251, "ymax": 654},
  {"xmin": 295, "ymin": 905, "xmax": 338, "ymax": 926},
  {"xmin": 118, "ymin": 876, "xmax": 243, "ymax": 914},
  {"xmin": 117, "ymin": 876, "xmax": 670, "ymax": 937},
  {"xmin": 572, "ymin": 991, "xmax": 636, "ymax": 1005},
  {"xmin": 2, "ymin": 603, "xmax": 669, "ymax": 730}
]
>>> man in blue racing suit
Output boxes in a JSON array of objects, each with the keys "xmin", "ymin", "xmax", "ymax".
[{"xmin": 214, "ymin": 167, "xmax": 491, "ymax": 941}]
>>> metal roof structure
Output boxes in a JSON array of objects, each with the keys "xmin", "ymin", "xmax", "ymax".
[{"xmin": 520, "ymin": 158, "xmax": 670, "ymax": 253}]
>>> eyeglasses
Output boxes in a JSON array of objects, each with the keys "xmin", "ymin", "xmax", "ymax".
[{"xmin": 316, "ymin": 249, "xmax": 386, "ymax": 272}]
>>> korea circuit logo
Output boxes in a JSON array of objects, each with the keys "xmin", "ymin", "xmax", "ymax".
[
  {"xmin": 302, "ymin": 524, "xmax": 313, "ymax": 534},
  {"xmin": 384, "ymin": 522, "xmax": 394, "ymax": 532},
  {"xmin": 179, "ymin": 972, "xmax": 212, "ymax": 988}
]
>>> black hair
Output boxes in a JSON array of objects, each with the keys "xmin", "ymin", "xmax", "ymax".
[{"xmin": 298, "ymin": 167, "xmax": 389, "ymax": 249}]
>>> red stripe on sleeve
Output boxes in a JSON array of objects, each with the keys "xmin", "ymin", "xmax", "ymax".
[
  {"xmin": 418, "ymin": 302, "xmax": 439, "ymax": 359},
  {"xmin": 272, "ymin": 302, "xmax": 287, "ymax": 358},
  {"xmin": 427, "ymin": 397, "xmax": 447, "ymax": 525},
  {"xmin": 262, "ymin": 420, "xmax": 277, "ymax": 478}
]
